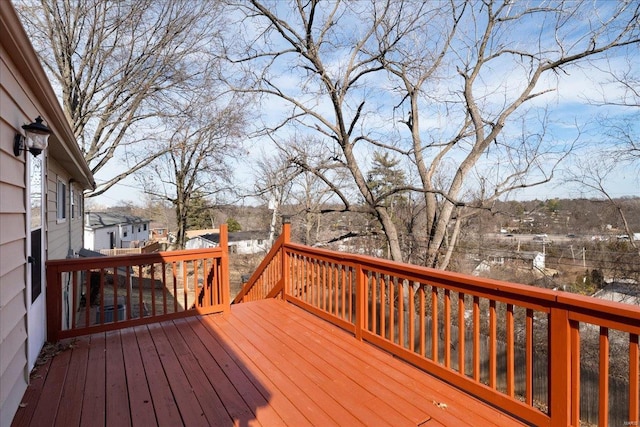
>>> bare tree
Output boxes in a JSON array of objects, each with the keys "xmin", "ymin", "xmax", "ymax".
[
  {"xmin": 228, "ymin": 0, "xmax": 640, "ymax": 268},
  {"xmin": 17, "ymin": 0, "xmax": 226, "ymax": 197},
  {"xmin": 253, "ymin": 149, "xmax": 298, "ymax": 244},
  {"xmin": 139, "ymin": 79, "xmax": 245, "ymax": 249},
  {"xmin": 568, "ymin": 57, "xmax": 640, "ymax": 256}
]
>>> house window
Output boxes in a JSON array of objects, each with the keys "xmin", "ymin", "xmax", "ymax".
[
  {"xmin": 144, "ymin": 224, "xmax": 147, "ymax": 231},
  {"xmin": 70, "ymin": 185, "xmax": 76, "ymax": 219},
  {"xmin": 138, "ymin": 226, "xmax": 141, "ymax": 232},
  {"xmin": 78, "ymin": 194, "xmax": 83, "ymax": 218},
  {"xmin": 57, "ymin": 180, "xmax": 67, "ymax": 221}
]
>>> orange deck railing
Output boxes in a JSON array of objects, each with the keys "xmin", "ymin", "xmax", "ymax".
[
  {"xmin": 235, "ymin": 223, "xmax": 640, "ymax": 427},
  {"xmin": 46, "ymin": 225, "xmax": 230, "ymax": 342}
]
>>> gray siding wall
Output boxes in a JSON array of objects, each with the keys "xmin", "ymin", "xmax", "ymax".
[
  {"xmin": 47, "ymin": 159, "xmax": 84, "ymax": 260},
  {"xmin": 0, "ymin": 43, "xmax": 30, "ymax": 427}
]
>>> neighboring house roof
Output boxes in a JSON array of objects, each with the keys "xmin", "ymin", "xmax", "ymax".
[
  {"xmin": 195, "ymin": 231, "xmax": 268, "ymax": 245},
  {"xmin": 77, "ymin": 248, "xmax": 105, "ymax": 258},
  {"xmin": 484, "ymin": 250, "xmax": 542, "ymax": 261},
  {"xmin": 593, "ymin": 281, "xmax": 640, "ymax": 306},
  {"xmin": 85, "ymin": 212, "xmax": 151, "ymax": 230},
  {"xmin": 0, "ymin": 1, "xmax": 94, "ymax": 190},
  {"xmin": 185, "ymin": 228, "xmax": 220, "ymax": 239}
]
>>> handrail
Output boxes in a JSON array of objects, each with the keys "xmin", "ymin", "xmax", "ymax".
[
  {"xmin": 239, "ymin": 234, "xmax": 640, "ymax": 427},
  {"xmin": 46, "ymin": 225, "xmax": 230, "ymax": 341},
  {"xmin": 233, "ymin": 223, "xmax": 290, "ymax": 303}
]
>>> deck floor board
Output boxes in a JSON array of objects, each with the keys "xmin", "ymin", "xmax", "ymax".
[
  {"xmin": 13, "ymin": 299, "xmax": 530, "ymax": 427},
  {"xmin": 54, "ymin": 337, "xmax": 89, "ymax": 427},
  {"xmin": 240, "ymin": 300, "xmax": 432, "ymax": 424},
  {"xmin": 224, "ymin": 303, "xmax": 406, "ymax": 426}
]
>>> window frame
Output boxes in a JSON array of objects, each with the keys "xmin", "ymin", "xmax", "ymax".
[
  {"xmin": 70, "ymin": 184, "xmax": 76, "ymax": 219},
  {"xmin": 56, "ymin": 179, "xmax": 67, "ymax": 222}
]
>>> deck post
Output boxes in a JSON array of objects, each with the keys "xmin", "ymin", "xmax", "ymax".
[
  {"xmin": 281, "ymin": 217, "xmax": 291, "ymax": 300},
  {"xmin": 549, "ymin": 306, "xmax": 571, "ymax": 426},
  {"xmin": 219, "ymin": 224, "xmax": 230, "ymax": 313}
]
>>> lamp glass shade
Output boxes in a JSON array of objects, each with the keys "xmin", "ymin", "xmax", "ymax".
[
  {"xmin": 25, "ymin": 132, "xmax": 49, "ymax": 152},
  {"xmin": 22, "ymin": 116, "xmax": 51, "ymax": 154}
]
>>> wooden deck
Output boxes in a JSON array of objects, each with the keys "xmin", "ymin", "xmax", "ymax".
[{"xmin": 12, "ymin": 299, "xmax": 528, "ymax": 427}]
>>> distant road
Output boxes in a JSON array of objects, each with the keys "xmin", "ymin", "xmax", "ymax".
[{"xmin": 486, "ymin": 233, "xmax": 585, "ymax": 244}]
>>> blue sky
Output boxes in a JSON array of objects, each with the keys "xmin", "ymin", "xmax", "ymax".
[{"xmin": 89, "ymin": 1, "xmax": 640, "ymax": 208}]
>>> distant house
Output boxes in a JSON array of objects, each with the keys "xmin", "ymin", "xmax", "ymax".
[
  {"xmin": 473, "ymin": 250, "xmax": 545, "ymax": 276},
  {"xmin": 487, "ymin": 250, "xmax": 545, "ymax": 270},
  {"xmin": 592, "ymin": 280, "xmax": 640, "ymax": 306},
  {"xmin": 84, "ymin": 212, "xmax": 151, "ymax": 250},
  {"xmin": 0, "ymin": 3, "xmax": 94, "ymax": 424},
  {"xmin": 149, "ymin": 224, "xmax": 170, "ymax": 241},
  {"xmin": 186, "ymin": 231, "xmax": 270, "ymax": 254}
]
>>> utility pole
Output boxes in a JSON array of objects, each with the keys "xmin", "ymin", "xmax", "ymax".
[{"xmin": 570, "ymin": 245, "xmax": 575, "ymax": 263}]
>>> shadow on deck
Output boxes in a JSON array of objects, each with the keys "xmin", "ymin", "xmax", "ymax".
[{"xmin": 12, "ymin": 299, "xmax": 527, "ymax": 427}]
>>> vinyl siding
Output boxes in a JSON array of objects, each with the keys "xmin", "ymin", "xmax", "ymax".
[
  {"xmin": 46, "ymin": 159, "xmax": 84, "ymax": 260},
  {"xmin": 0, "ymin": 32, "xmax": 32, "ymax": 427},
  {"xmin": 0, "ymin": 131, "xmax": 28, "ymax": 427}
]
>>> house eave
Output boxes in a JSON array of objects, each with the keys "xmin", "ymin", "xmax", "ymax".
[{"xmin": 0, "ymin": 1, "xmax": 94, "ymax": 190}]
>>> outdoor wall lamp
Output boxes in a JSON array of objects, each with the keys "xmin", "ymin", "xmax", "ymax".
[{"xmin": 14, "ymin": 116, "xmax": 51, "ymax": 157}]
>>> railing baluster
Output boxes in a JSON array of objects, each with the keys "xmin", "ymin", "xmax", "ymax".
[
  {"xmin": 398, "ymin": 278, "xmax": 404, "ymax": 347},
  {"xmin": 355, "ymin": 264, "xmax": 365, "ymax": 341},
  {"xmin": 71, "ymin": 272, "xmax": 78, "ymax": 330},
  {"xmin": 311, "ymin": 260, "xmax": 316, "ymax": 307},
  {"xmin": 328, "ymin": 263, "xmax": 334, "ymax": 315},
  {"xmin": 432, "ymin": 286, "xmax": 438, "ymax": 363},
  {"xmin": 162, "ymin": 261, "xmax": 167, "ymax": 313},
  {"xmin": 322, "ymin": 261, "xmax": 327, "ymax": 311},
  {"xmin": 334, "ymin": 264, "xmax": 339, "ymax": 317},
  {"xmin": 506, "ymin": 303, "xmax": 514, "ymax": 396},
  {"xmin": 372, "ymin": 272, "xmax": 377, "ymax": 334},
  {"xmin": 85, "ymin": 270, "xmax": 91, "ymax": 327},
  {"xmin": 193, "ymin": 260, "xmax": 199, "ymax": 308},
  {"xmin": 458, "ymin": 292, "xmax": 465, "ymax": 375},
  {"xmin": 138, "ymin": 265, "xmax": 144, "ymax": 318},
  {"xmin": 172, "ymin": 261, "xmax": 178, "ymax": 313},
  {"xmin": 380, "ymin": 276, "xmax": 386, "ymax": 340},
  {"xmin": 99, "ymin": 268, "xmax": 105, "ymax": 324},
  {"xmin": 347, "ymin": 266, "xmax": 352, "ymax": 322},
  {"xmin": 473, "ymin": 296, "xmax": 480, "ymax": 382},
  {"xmin": 526, "ymin": 308, "xmax": 533, "ymax": 406},
  {"xmin": 489, "ymin": 299, "xmax": 496, "ymax": 389},
  {"xmin": 126, "ymin": 265, "xmax": 131, "ymax": 320},
  {"xmin": 599, "ymin": 326, "xmax": 609, "ymax": 427},
  {"xmin": 409, "ymin": 283, "xmax": 415, "ymax": 353},
  {"xmin": 113, "ymin": 267, "xmax": 119, "ymax": 324},
  {"xmin": 341, "ymin": 265, "xmax": 346, "ymax": 320},
  {"xmin": 630, "ymin": 333, "xmax": 639, "ymax": 424},
  {"xmin": 151, "ymin": 262, "xmax": 156, "ymax": 316},
  {"xmin": 182, "ymin": 260, "xmax": 188, "ymax": 308},
  {"xmin": 419, "ymin": 286, "xmax": 425, "ymax": 357},
  {"xmin": 444, "ymin": 289, "xmax": 450, "ymax": 368},
  {"xmin": 389, "ymin": 276, "xmax": 395, "ymax": 345},
  {"xmin": 570, "ymin": 320, "xmax": 581, "ymax": 427}
]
